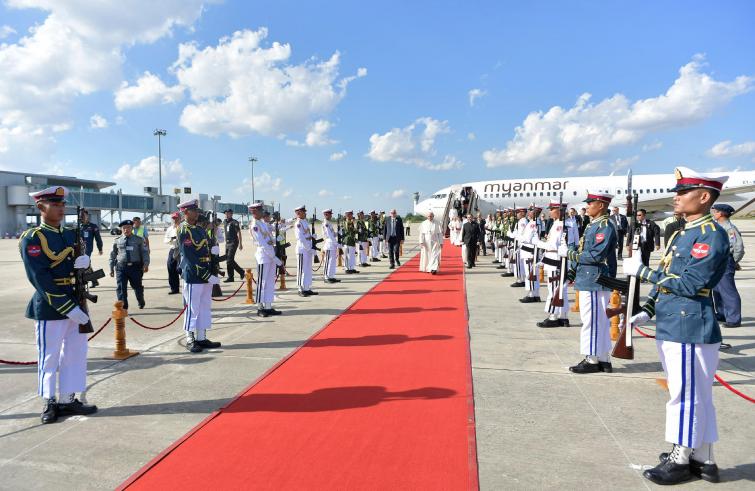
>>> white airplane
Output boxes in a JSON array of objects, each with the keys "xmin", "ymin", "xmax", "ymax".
[{"xmin": 413, "ymin": 169, "xmax": 755, "ymax": 219}]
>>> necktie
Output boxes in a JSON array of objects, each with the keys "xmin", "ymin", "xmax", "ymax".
[{"xmin": 126, "ymin": 237, "xmax": 132, "ymax": 263}]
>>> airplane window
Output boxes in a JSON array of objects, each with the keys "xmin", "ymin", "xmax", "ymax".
[
  {"xmin": 639, "ymin": 189, "xmax": 643, "ymax": 193},
  {"xmin": 540, "ymin": 192, "xmax": 544, "ymax": 196},
  {"xmin": 653, "ymin": 189, "xmax": 657, "ymax": 193},
  {"xmin": 526, "ymin": 192, "xmax": 530, "ymax": 197},
  {"xmin": 573, "ymin": 191, "xmax": 577, "ymax": 196},
  {"xmin": 496, "ymin": 194, "xmax": 500, "ymax": 198}
]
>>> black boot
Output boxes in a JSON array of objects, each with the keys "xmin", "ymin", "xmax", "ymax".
[
  {"xmin": 644, "ymin": 446, "xmax": 693, "ymax": 485},
  {"xmin": 187, "ymin": 340, "xmax": 203, "ymax": 352},
  {"xmin": 569, "ymin": 358, "xmax": 601, "ymax": 374},
  {"xmin": 537, "ymin": 318, "xmax": 561, "ymax": 328},
  {"xmin": 57, "ymin": 398, "xmax": 98, "ymax": 416},
  {"xmin": 266, "ymin": 308, "xmax": 282, "ymax": 316},
  {"xmin": 196, "ymin": 339, "xmax": 221, "ymax": 349},
  {"xmin": 510, "ymin": 282, "xmax": 525, "ymax": 287},
  {"xmin": 41, "ymin": 398, "xmax": 58, "ymax": 424},
  {"xmin": 500, "ymin": 272, "xmax": 514, "ymax": 277},
  {"xmin": 659, "ymin": 450, "xmax": 720, "ymax": 483},
  {"xmin": 257, "ymin": 309, "xmax": 271, "ymax": 318}
]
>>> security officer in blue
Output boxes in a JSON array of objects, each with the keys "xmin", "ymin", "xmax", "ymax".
[
  {"xmin": 19, "ymin": 186, "xmax": 97, "ymax": 424},
  {"xmin": 711, "ymin": 203, "xmax": 743, "ymax": 328},
  {"xmin": 559, "ymin": 191, "xmax": 617, "ymax": 374},
  {"xmin": 109, "ymin": 220, "xmax": 149, "ymax": 310},
  {"xmin": 79, "ymin": 209, "xmax": 103, "ymax": 287},
  {"xmin": 625, "ymin": 167, "xmax": 730, "ymax": 485}
]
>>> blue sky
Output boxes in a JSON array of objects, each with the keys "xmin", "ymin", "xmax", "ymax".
[{"xmin": 0, "ymin": 0, "xmax": 753, "ymax": 213}]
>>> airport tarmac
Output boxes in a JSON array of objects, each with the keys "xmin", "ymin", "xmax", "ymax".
[{"xmin": 0, "ymin": 220, "xmax": 753, "ymax": 489}]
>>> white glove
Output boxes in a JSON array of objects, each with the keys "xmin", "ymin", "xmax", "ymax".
[
  {"xmin": 208, "ymin": 275, "xmax": 220, "ymax": 285},
  {"xmin": 67, "ymin": 306, "xmax": 90, "ymax": 325},
  {"xmin": 629, "ymin": 311, "xmax": 650, "ymax": 326},
  {"xmin": 210, "ymin": 245, "xmax": 220, "ymax": 255},
  {"xmin": 74, "ymin": 254, "xmax": 90, "ymax": 269},
  {"xmin": 536, "ymin": 240, "xmax": 548, "ymax": 250},
  {"xmin": 622, "ymin": 255, "xmax": 643, "ymax": 277},
  {"xmin": 274, "ymin": 257, "xmax": 283, "ymax": 267},
  {"xmin": 557, "ymin": 244, "xmax": 568, "ymax": 257}
]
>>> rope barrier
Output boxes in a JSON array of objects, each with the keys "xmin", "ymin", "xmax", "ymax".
[
  {"xmin": 0, "ymin": 316, "xmax": 113, "ymax": 365},
  {"xmin": 128, "ymin": 305, "xmax": 187, "ymax": 330},
  {"xmin": 633, "ymin": 326, "xmax": 754, "ymax": 404},
  {"xmin": 211, "ymin": 281, "xmax": 245, "ymax": 302}
]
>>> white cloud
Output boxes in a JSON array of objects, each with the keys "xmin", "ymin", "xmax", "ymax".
[
  {"xmin": 174, "ymin": 28, "xmax": 365, "ymax": 138},
  {"xmin": 0, "ymin": 25, "xmax": 16, "ymax": 39},
  {"xmin": 708, "ymin": 140, "xmax": 755, "ymax": 159},
  {"xmin": 341, "ymin": 195, "xmax": 352, "ymax": 200},
  {"xmin": 391, "ymin": 189, "xmax": 406, "ymax": 198},
  {"xmin": 483, "ymin": 56, "xmax": 753, "ymax": 168},
  {"xmin": 114, "ymin": 71, "xmax": 184, "ymax": 110},
  {"xmin": 565, "ymin": 160, "xmax": 602, "ymax": 173},
  {"xmin": 467, "ymin": 132, "xmax": 476, "ymax": 141},
  {"xmin": 235, "ymin": 171, "xmax": 283, "ymax": 197},
  {"xmin": 611, "ymin": 155, "xmax": 639, "ymax": 171},
  {"xmin": 89, "ymin": 114, "xmax": 108, "ymax": 129},
  {"xmin": 0, "ymin": 0, "xmax": 206, "ymax": 166},
  {"xmin": 114, "ymin": 155, "xmax": 190, "ymax": 189},
  {"xmin": 282, "ymin": 188, "xmax": 293, "ymax": 198},
  {"xmin": 641, "ymin": 141, "xmax": 663, "ymax": 152},
  {"xmin": 367, "ymin": 117, "xmax": 463, "ymax": 171},
  {"xmin": 286, "ymin": 119, "xmax": 337, "ymax": 147},
  {"xmin": 329, "ymin": 150, "xmax": 347, "ymax": 161},
  {"xmin": 709, "ymin": 165, "xmax": 743, "ymax": 173},
  {"xmin": 318, "ymin": 189, "xmax": 333, "ymax": 197},
  {"xmin": 468, "ymin": 88, "xmax": 487, "ymax": 107}
]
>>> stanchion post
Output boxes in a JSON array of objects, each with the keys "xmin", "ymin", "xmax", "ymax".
[
  {"xmin": 111, "ymin": 301, "xmax": 138, "ymax": 360},
  {"xmin": 539, "ymin": 265, "xmax": 544, "ymax": 283},
  {"xmin": 337, "ymin": 249, "xmax": 343, "ymax": 267},
  {"xmin": 278, "ymin": 265, "xmax": 287, "ymax": 290},
  {"xmin": 571, "ymin": 290, "xmax": 580, "ymax": 312},
  {"xmin": 609, "ymin": 290, "xmax": 621, "ymax": 341},
  {"xmin": 245, "ymin": 268, "xmax": 254, "ymax": 304}
]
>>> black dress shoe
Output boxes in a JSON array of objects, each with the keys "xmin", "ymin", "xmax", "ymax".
[
  {"xmin": 431, "ymin": 271, "xmax": 437, "ymax": 275},
  {"xmin": 519, "ymin": 296, "xmax": 539, "ymax": 303},
  {"xmin": 57, "ymin": 398, "xmax": 98, "ymax": 416},
  {"xmin": 187, "ymin": 341, "xmax": 203, "ymax": 352},
  {"xmin": 537, "ymin": 318, "xmax": 561, "ymax": 328},
  {"xmin": 492, "ymin": 260, "xmax": 500, "ymax": 264},
  {"xmin": 223, "ymin": 277, "xmax": 234, "ymax": 283},
  {"xmin": 500, "ymin": 272, "xmax": 514, "ymax": 277},
  {"xmin": 305, "ymin": 290, "xmax": 319, "ymax": 295},
  {"xmin": 381, "ymin": 254, "xmax": 388, "ymax": 258},
  {"xmin": 169, "ymin": 290, "xmax": 180, "ymax": 295},
  {"xmin": 598, "ymin": 361, "xmax": 613, "ymax": 373},
  {"xmin": 298, "ymin": 291, "xmax": 311, "ymax": 297},
  {"xmin": 196, "ymin": 339, "xmax": 221, "ymax": 349},
  {"xmin": 496, "ymin": 265, "xmax": 506, "ymax": 269},
  {"xmin": 138, "ymin": 303, "xmax": 145, "ymax": 309},
  {"xmin": 389, "ymin": 265, "xmax": 395, "ymax": 269},
  {"xmin": 510, "ymin": 282, "xmax": 525, "ymax": 287},
  {"xmin": 643, "ymin": 460, "xmax": 692, "ymax": 485},
  {"xmin": 41, "ymin": 400, "xmax": 58, "ymax": 424},
  {"xmin": 353, "ymin": 269, "xmax": 360, "ymax": 274},
  {"xmin": 559, "ymin": 319, "xmax": 570, "ymax": 327},
  {"xmin": 257, "ymin": 309, "xmax": 271, "ymax": 317},
  {"xmin": 361, "ymin": 263, "xmax": 370, "ymax": 267},
  {"xmin": 396, "ymin": 261, "xmax": 401, "ymax": 266},
  {"xmin": 569, "ymin": 358, "xmax": 601, "ymax": 374},
  {"xmin": 267, "ymin": 308, "xmax": 282, "ymax": 316},
  {"xmin": 723, "ymin": 322, "xmax": 741, "ymax": 328},
  {"xmin": 658, "ymin": 453, "xmax": 720, "ymax": 483},
  {"xmin": 345, "ymin": 270, "xmax": 354, "ymax": 274}
]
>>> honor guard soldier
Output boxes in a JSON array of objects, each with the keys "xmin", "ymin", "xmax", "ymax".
[
  {"xmin": 177, "ymin": 199, "xmax": 221, "ymax": 353},
  {"xmin": 537, "ymin": 200, "xmax": 570, "ymax": 327},
  {"xmin": 19, "ymin": 186, "xmax": 97, "ymax": 424},
  {"xmin": 223, "ymin": 208, "xmax": 245, "ymax": 282},
  {"xmin": 321, "ymin": 209, "xmax": 341, "ymax": 283},
  {"xmin": 294, "ymin": 205, "xmax": 318, "ymax": 296},
  {"xmin": 519, "ymin": 206, "xmax": 541, "ymax": 302},
  {"xmin": 511, "ymin": 207, "xmax": 528, "ymax": 287},
  {"xmin": 710, "ymin": 203, "xmax": 743, "ymax": 328},
  {"xmin": 109, "ymin": 220, "xmax": 149, "ymax": 310},
  {"xmin": 356, "ymin": 210, "xmax": 370, "ymax": 267},
  {"xmin": 79, "ymin": 209, "xmax": 103, "ymax": 287},
  {"xmin": 559, "ymin": 191, "xmax": 617, "ymax": 373},
  {"xmin": 164, "ymin": 211, "xmax": 182, "ymax": 294},
  {"xmin": 342, "ymin": 210, "xmax": 359, "ymax": 273},
  {"xmin": 248, "ymin": 202, "xmax": 282, "ymax": 317},
  {"xmin": 369, "ymin": 210, "xmax": 381, "ymax": 261},
  {"xmin": 625, "ymin": 168, "xmax": 730, "ymax": 485}
]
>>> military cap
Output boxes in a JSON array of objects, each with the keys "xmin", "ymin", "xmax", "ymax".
[
  {"xmin": 119, "ymin": 220, "xmax": 134, "ymax": 227},
  {"xmin": 294, "ymin": 205, "xmax": 306, "ymax": 212},
  {"xmin": 547, "ymin": 199, "xmax": 568, "ymax": 209},
  {"xmin": 29, "ymin": 186, "xmax": 68, "ymax": 203},
  {"xmin": 711, "ymin": 203, "xmax": 735, "ymax": 215},
  {"xmin": 223, "ymin": 208, "xmax": 234, "ymax": 213},
  {"xmin": 178, "ymin": 198, "xmax": 199, "ymax": 210},
  {"xmin": 248, "ymin": 202, "xmax": 263, "ymax": 211},
  {"xmin": 344, "ymin": 209, "xmax": 354, "ymax": 214},
  {"xmin": 671, "ymin": 166, "xmax": 728, "ymax": 193},
  {"xmin": 322, "ymin": 208, "xmax": 333, "ymax": 214},
  {"xmin": 584, "ymin": 191, "xmax": 613, "ymax": 204}
]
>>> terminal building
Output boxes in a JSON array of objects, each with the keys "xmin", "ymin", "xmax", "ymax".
[{"xmin": 0, "ymin": 170, "xmax": 259, "ymax": 237}]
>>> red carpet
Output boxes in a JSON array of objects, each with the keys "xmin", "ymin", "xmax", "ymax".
[{"xmin": 121, "ymin": 241, "xmax": 478, "ymax": 490}]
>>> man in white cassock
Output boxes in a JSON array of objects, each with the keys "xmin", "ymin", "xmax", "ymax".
[{"xmin": 419, "ymin": 212, "xmax": 443, "ymax": 274}]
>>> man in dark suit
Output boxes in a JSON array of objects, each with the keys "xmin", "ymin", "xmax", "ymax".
[
  {"xmin": 610, "ymin": 207, "xmax": 629, "ymax": 259},
  {"xmin": 476, "ymin": 213, "xmax": 487, "ymax": 256},
  {"xmin": 383, "ymin": 209, "xmax": 405, "ymax": 269},
  {"xmin": 462, "ymin": 214, "xmax": 479, "ymax": 268},
  {"xmin": 627, "ymin": 208, "xmax": 661, "ymax": 265}
]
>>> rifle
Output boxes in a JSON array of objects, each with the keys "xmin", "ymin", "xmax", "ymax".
[
  {"xmin": 310, "ymin": 208, "xmax": 324, "ymax": 263},
  {"xmin": 74, "ymin": 206, "xmax": 105, "ymax": 333},
  {"xmin": 274, "ymin": 205, "xmax": 290, "ymax": 274},
  {"xmin": 336, "ymin": 212, "xmax": 344, "ymax": 257},
  {"xmin": 208, "ymin": 211, "xmax": 226, "ymax": 297},
  {"xmin": 552, "ymin": 192, "xmax": 567, "ymax": 307},
  {"xmin": 597, "ymin": 191, "xmax": 639, "ymax": 360}
]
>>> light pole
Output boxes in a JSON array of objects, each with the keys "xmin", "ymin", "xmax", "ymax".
[
  {"xmin": 154, "ymin": 129, "xmax": 167, "ymax": 196},
  {"xmin": 248, "ymin": 156, "xmax": 258, "ymax": 203}
]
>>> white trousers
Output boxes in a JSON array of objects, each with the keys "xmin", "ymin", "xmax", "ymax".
[
  {"xmin": 35, "ymin": 319, "xmax": 88, "ymax": 399},
  {"xmin": 359, "ymin": 242, "xmax": 369, "ymax": 264},
  {"xmin": 370, "ymin": 237, "xmax": 380, "ymax": 259},
  {"xmin": 658, "ymin": 340, "xmax": 719, "ymax": 448},
  {"xmin": 544, "ymin": 268, "xmax": 569, "ymax": 318},
  {"xmin": 516, "ymin": 251, "xmax": 525, "ymax": 281},
  {"xmin": 183, "ymin": 282, "xmax": 212, "ymax": 332},
  {"xmin": 255, "ymin": 261, "xmax": 277, "ymax": 309},
  {"xmin": 297, "ymin": 250, "xmax": 313, "ymax": 291},
  {"xmin": 344, "ymin": 245, "xmax": 356, "ymax": 270},
  {"xmin": 523, "ymin": 256, "xmax": 540, "ymax": 296},
  {"xmin": 323, "ymin": 248, "xmax": 338, "ymax": 279},
  {"xmin": 579, "ymin": 290, "xmax": 611, "ymax": 360},
  {"xmin": 381, "ymin": 237, "xmax": 388, "ymax": 254}
]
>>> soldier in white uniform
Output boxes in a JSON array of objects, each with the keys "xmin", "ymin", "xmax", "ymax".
[
  {"xmin": 248, "ymin": 202, "xmax": 282, "ymax": 317},
  {"xmin": 294, "ymin": 205, "xmax": 318, "ymax": 297},
  {"xmin": 518, "ymin": 206, "xmax": 541, "ymax": 302},
  {"xmin": 510, "ymin": 207, "xmax": 528, "ymax": 288},
  {"xmin": 537, "ymin": 200, "xmax": 570, "ymax": 327},
  {"xmin": 321, "ymin": 209, "xmax": 341, "ymax": 284}
]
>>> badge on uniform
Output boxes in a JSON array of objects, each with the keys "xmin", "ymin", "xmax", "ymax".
[
  {"xmin": 691, "ymin": 243, "xmax": 710, "ymax": 259},
  {"xmin": 27, "ymin": 244, "xmax": 42, "ymax": 257},
  {"xmin": 595, "ymin": 233, "xmax": 605, "ymax": 243}
]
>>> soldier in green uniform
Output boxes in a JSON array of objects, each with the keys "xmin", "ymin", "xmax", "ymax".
[{"xmin": 343, "ymin": 210, "xmax": 359, "ymax": 274}]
